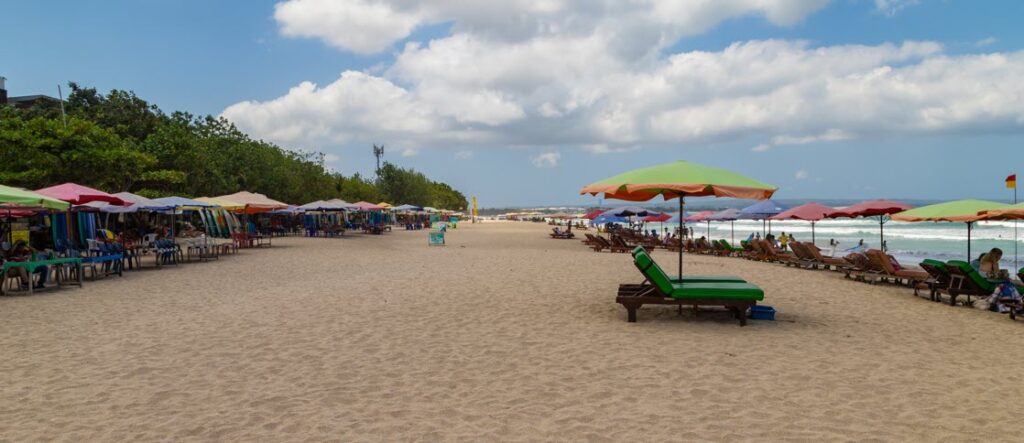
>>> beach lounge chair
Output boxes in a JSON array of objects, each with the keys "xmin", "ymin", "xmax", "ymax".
[
  {"xmin": 945, "ymin": 260, "xmax": 998, "ymax": 306},
  {"xmin": 864, "ymin": 249, "xmax": 929, "ymax": 287},
  {"xmin": 590, "ymin": 235, "xmax": 615, "ymax": 252},
  {"xmin": 795, "ymin": 242, "xmax": 852, "ymax": 271},
  {"xmin": 582, "ymin": 233, "xmax": 602, "ymax": 247},
  {"xmin": 617, "ymin": 249, "xmax": 764, "ymax": 326},
  {"xmin": 757, "ymin": 240, "xmax": 796, "ymax": 264},
  {"xmin": 918, "ymin": 259, "xmax": 952, "ymax": 302},
  {"xmin": 609, "ymin": 236, "xmax": 635, "ymax": 253}
]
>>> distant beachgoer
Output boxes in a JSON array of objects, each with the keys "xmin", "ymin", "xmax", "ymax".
[
  {"xmin": 846, "ymin": 239, "xmax": 867, "ymax": 253},
  {"xmin": 828, "ymin": 239, "xmax": 839, "ymax": 257},
  {"xmin": 779, "ymin": 232, "xmax": 789, "ymax": 251},
  {"xmin": 746, "ymin": 232, "xmax": 755, "ymax": 242}
]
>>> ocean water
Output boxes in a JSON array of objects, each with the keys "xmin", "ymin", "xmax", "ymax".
[{"xmin": 640, "ymin": 218, "xmax": 1024, "ymax": 270}]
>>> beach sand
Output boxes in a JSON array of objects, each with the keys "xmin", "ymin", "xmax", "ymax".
[{"xmin": 2, "ymin": 221, "xmax": 1023, "ymax": 441}]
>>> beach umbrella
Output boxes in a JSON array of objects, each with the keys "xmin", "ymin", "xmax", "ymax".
[
  {"xmin": 739, "ymin": 199, "xmax": 788, "ymax": 235},
  {"xmin": 0, "ymin": 184, "xmax": 71, "ymax": 211},
  {"xmin": 393, "ymin": 204, "xmax": 423, "ymax": 212},
  {"xmin": 708, "ymin": 208, "xmax": 743, "ymax": 245},
  {"xmin": 35, "ymin": 183, "xmax": 127, "ymax": 206},
  {"xmin": 582, "ymin": 209, "xmax": 605, "ymax": 220},
  {"xmin": 603, "ymin": 206, "xmax": 655, "ymax": 217},
  {"xmin": 828, "ymin": 199, "xmax": 912, "ymax": 252},
  {"xmin": 581, "ymin": 160, "xmax": 776, "ymax": 278},
  {"xmin": 591, "ymin": 214, "xmax": 629, "ymax": 225},
  {"xmin": 642, "ymin": 213, "xmax": 671, "ymax": 223},
  {"xmin": 892, "ymin": 199, "xmax": 1009, "ymax": 261},
  {"xmin": 353, "ymin": 201, "xmax": 384, "ymax": 211},
  {"xmin": 684, "ymin": 210, "xmax": 716, "ymax": 238},
  {"xmin": 80, "ymin": 192, "xmax": 174, "ymax": 213},
  {"xmin": 216, "ymin": 191, "xmax": 289, "ymax": 214},
  {"xmin": 769, "ymin": 202, "xmax": 836, "ymax": 245},
  {"xmin": 152, "ymin": 196, "xmax": 218, "ymax": 237}
]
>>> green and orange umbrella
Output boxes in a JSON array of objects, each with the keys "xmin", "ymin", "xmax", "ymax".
[
  {"xmin": 581, "ymin": 160, "xmax": 776, "ymax": 278},
  {"xmin": 892, "ymin": 199, "xmax": 1010, "ymax": 260}
]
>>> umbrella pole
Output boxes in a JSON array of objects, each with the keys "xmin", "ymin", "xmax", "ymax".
[
  {"xmin": 707, "ymin": 220, "xmax": 710, "ymax": 239},
  {"xmin": 879, "ymin": 217, "xmax": 884, "ymax": 252},
  {"xmin": 967, "ymin": 222, "xmax": 972, "ymax": 261},
  {"xmin": 731, "ymin": 221, "xmax": 735, "ymax": 246},
  {"xmin": 678, "ymin": 194, "xmax": 684, "ymax": 279},
  {"xmin": 811, "ymin": 221, "xmax": 816, "ymax": 245}
]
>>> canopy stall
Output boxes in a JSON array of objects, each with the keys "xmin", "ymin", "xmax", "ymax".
[
  {"xmin": 214, "ymin": 191, "xmax": 289, "ymax": 214},
  {"xmin": 35, "ymin": 183, "xmax": 127, "ymax": 206},
  {"xmin": 0, "ymin": 184, "xmax": 70, "ymax": 211}
]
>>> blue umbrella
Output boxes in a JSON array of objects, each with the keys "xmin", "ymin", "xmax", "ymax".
[
  {"xmin": 707, "ymin": 208, "xmax": 744, "ymax": 245},
  {"xmin": 739, "ymin": 199, "xmax": 788, "ymax": 235},
  {"xmin": 592, "ymin": 214, "xmax": 629, "ymax": 225}
]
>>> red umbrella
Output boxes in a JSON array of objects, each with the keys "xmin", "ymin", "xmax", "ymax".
[
  {"xmin": 684, "ymin": 211, "xmax": 715, "ymax": 222},
  {"xmin": 827, "ymin": 199, "xmax": 912, "ymax": 251},
  {"xmin": 770, "ymin": 202, "xmax": 836, "ymax": 244},
  {"xmin": 642, "ymin": 213, "xmax": 671, "ymax": 222},
  {"xmin": 35, "ymin": 183, "xmax": 127, "ymax": 206},
  {"xmin": 582, "ymin": 209, "xmax": 605, "ymax": 220}
]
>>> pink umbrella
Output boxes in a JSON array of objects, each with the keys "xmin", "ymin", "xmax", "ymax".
[
  {"xmin": 770, "ymin": 202, "xmax": 836, "ymax": 244},
  {"xmin": 352, "ymin": 201, "xmax": 383, "ymax": 211},
  {"xmin": 583, "ymin": 209, "xmax": 606, "ymax": 220},
  {"xmin": 642, "ymin": 213, "xmax": 671, "ymax": 222},
  {"xmin": 826, "ymin": 199, "xmax": 912, "ymax": 250},
  {"xmin": 35, "ymin": 183, "xmax": 127, "ymax": 206},
  {"xmin": 685, "ymin": 210, "xmax": 717, "ymax": 238}
]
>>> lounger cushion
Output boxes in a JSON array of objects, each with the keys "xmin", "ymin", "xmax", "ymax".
[
  {"xmin": 946, "ymin": 260, "xmax": 995, "ymax": 292},
  {"xmin": 633, "ymin": 250, "xmax": 761, "ymax": 300},
  {"xmin": 632, "ymin": 249, "xmax": 745, "ymax": 283}
]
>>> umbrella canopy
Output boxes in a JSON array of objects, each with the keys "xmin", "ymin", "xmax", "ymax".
[
  {"xmin": 352, "ymin": 201, "xmax": 384, "ymax": 211},
  {"xmin": 580, "ymin": 160, "xmax": 777, "ymax": 201},
  {"xmin": 547, "ymin": 212, "xmax": 577, "ymax": 219},
  {"xmin": 35, "ymin": 183, "xmax": 126, "ymax": 206},
  {"xmin": 582, "ymin": 209, "xmax": 605, "ymax": 220},
  {"xmin": 891, "ymin": 199, "xmax": 1008, "ymax": 222},
  {"xmin": 592, "ymin": 214, "xmax": 629, "ymax": 225},
  {"xmin": 829, "ymin": 199, "xmax": 912, "ymax": 218},
  {"xmin": 892, "ymin": 199, "xmax": 1009, "ymax": 260},
  {"xmin": 196, "ymin": 196, "xmax": 245, "ymax": 210},
  {"xmin": 643, "ymin": 213, "xmax": 672, "ymax": 222},
  {"xmin": 769, "ymin": 203, "xmax": 836, "ymax": 244},
  {"xmin": 977, "ymin": 202, "xmax": 1024, "ymax": 220},
  {"xmin": 298, "ymin": 199, "xmax": 350, "ymax": 211},
  {"xmin": 684, "ymin": 211, "xmax": 716, "ymax": 222},
  {"xmin": 0, "ymin": 184, "xmax": 71, "ymax": 211},
  {"xmin": 739, "ymin": 199, "xmax": 788, "ymax": 219},
  {"xmin": 393, "ymin": 204, "xmax": 423, "ymax": 212},
  {"xmin": 152, "ymin": 196, "xmax": 218, "ymax": 209},
  {"xmin": 603, "ymin": 206, "xmax": 656, "ymax": 217},
  {"xmin": 268, "ymin": 205, "xmax": 302, "ymax": 215},
  {"xmin": 423, "ymin": 207, "xmax": 441, "ymax": 213},
  {"xmin": 707, "ymin": 208, "xmax": 743, "ymax": 221},
  {"xmin": 216, "ymin": 191, "xmax": 289, "ymax": 213},
  {"xmin": 81, "ymin": 192, "xmax": 173, "ymax": 213},
  {"xmin": 377, "ymin": 202, "xmax": 393, "ymax": 209}
]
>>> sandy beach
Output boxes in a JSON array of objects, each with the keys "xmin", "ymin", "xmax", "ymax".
[{"xmin": 2, "ymin": 221, "xmax": 1023, "ymax": 441}]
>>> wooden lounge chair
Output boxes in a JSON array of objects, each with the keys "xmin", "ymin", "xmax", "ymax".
[
  {"xmin": 918, "ymin": 259, "xmax": 952, "ymax": 302},
  {"xmin": 617, "ymin": 250, "xmax": 764, "ymax": 326},
  {"xmin": 582, "ymin": 233, "xmax": 602, "ymax": 246},
  {"xmin": 864, "ymin": 249, "xmax": 929, "ymax": 287},
  {"xmin": 756, "ymin": 240, "xmax": 796, "ymax": 264},
  {"xmin": 609, "ymin": 236, "xmax": 635, "ymax": 253},
  {"xmin": 796, "ymin": 242, "xmax": 852, "ymax": 271},
  {"xmin": 630, "ymin": 248, "xmax": 746, "ymax": 284}
]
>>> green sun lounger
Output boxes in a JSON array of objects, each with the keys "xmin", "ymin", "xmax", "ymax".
[
  {"xmin": 945, "ymin": 260, "xmax": 998, "ymax": 306},
  {"xmin": 631, "ymin": 247, "xmax": 745, "ymax": 283},
  {"xmin": 618, "ymin": 249, "xmax": 764, "ymax": 325},
  {"xmin": 918, "ymin": 259, "xmax": 951, "ymax": 302},
  {"xmin": 717, "ymin": 239, "xmax": 744, "ymax": 253}
]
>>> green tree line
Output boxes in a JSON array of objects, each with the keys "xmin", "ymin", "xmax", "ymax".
[{"xmin": 0, "ymin": 83, "xmax": 467, "ymax": 210}]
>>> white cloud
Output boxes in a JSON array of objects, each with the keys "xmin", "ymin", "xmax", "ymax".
[
  {"xmin": 874, "ymin": 0, "xmax": 920, "ymax": 17},
  {"xmin": 400, "ymin": 148, "xmax": 419, "ymax": 157},
  {"xmin": 454, "ymin": 150, "xmax": 473, "ymax": 160},
  {"xmin": 273, "ymin": 0, "xmax": 424, "ymax": 54},
  {"xmin": 224, "ymin": 3, "xmax": 1024, "ymax": 156},
  {"xmin": 795, "ymin": 169, "xmax": 809, "ymax": 180},
  {"xmin": 531, "ymin": 151, "xmax": 561, "ymax": 168},
  {"xmin": 976, "ymin": 37, "xmax": 997, "ymax": 47}
]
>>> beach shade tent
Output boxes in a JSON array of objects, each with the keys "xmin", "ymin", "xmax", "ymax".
[
  {"xmin": 215, "ymin": 191, "xmax": 289, "ymax": 214},
  {"xmin": 152, "ymin": 196, "xmax": 219, "ymax": 237},
  {"xmin": 581, "ymin": 160, "xmax": 776, "ymax": 278},
  {"xmin": 268, "ymin": 205, "xmax": 302, "ymax": 215},
  {"xmin": 892, "ymin": 199, "xmax": 1010, "ymax": 260},
  {"xmin": 827, "ymin": 199, "xmax": 912, "ymax": 251},
  {"xmin": 423, "ymin": 207, "xmax": 441, "ymax": 213},
  {"xmin": 707, "ymin": 208, "xmax": 744, "ymax": 245},
  {"xmin": 352, "ymin": 201, "xmax": 384, "ymax": 211},
  {"xmin": 738, "ymin": 200, "xmax": 788, "ymax": 235},
  {"xmin": 582, "ymin": 209, "xmax": 606, "ymax": 220},
  {"xmin": 393, "ymin": 204, "xmax": 424, "ymax": 212},
  {"xmin": 0, "ymin": 184, "xmax": 71, "ymax": 211},
  {"xmin": 769, "ymin": 202, "xmax": 837, "ymax": 245},
  {"xmin": 80, "ymin": 192, "xmax": 173, "ymax": 213},
  {"xmin": 196, "ymin": 197, "xmax": 245, "ymax": 211},
  {"xmin": 35, "ymin": 183, "xmax": 127, "ymax": 206},
  {"xmin": 377, "ymin": 202, "xmax": 393, "ymax": 209}
]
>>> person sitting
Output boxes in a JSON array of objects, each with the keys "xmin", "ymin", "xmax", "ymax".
[
  {"xmin": 978, "ymin": 248, "xmax": 1005, "ymax": 279},
  {"xmin": 846, "ymin": 239, "xmax": 868, "ymax": 253},
  {"xmin": 5, "ymin": 240, "xmax": 47, "ymax": 290}
]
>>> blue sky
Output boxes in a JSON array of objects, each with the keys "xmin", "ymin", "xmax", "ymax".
[{"xmin": 3, "ymin": 0, "xmax": 1024, "ymax": 207}]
